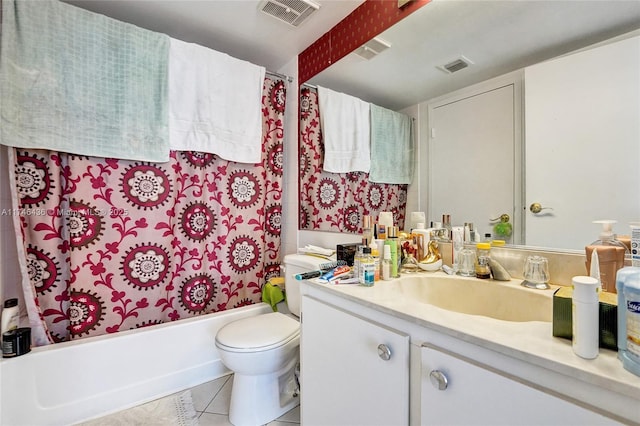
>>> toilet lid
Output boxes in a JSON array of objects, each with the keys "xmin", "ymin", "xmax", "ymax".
[{"xmin": 215, "ymin": 312, "xmax": 299, "ymax": 352}]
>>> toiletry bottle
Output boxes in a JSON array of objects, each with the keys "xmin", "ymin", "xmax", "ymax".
[
  {"xmin": 377, "ymin": 211, "xmax": 393, "ymax": 240},
  {"xmin": 359, "ymin": 247, "xmax": 375, "ymax": 286},
  {"xmin": 1, "ymin": 298, "xmax": 19, "ymax": 335},
  {"xmin": 362, "ymin": 215, "xmax": 373, "ymax": 246},
  {"xmin": 385, "ymin": 226, "xmax": 400, "ymax": 278},
  {"xmin": 585, "ymin": 220, "xmax": 628, "ymax": 293},
  {"xmin": 353, "ymin": 246, "xmax": 364, "ymax": 284},
  {"xmin": 412, "ymin": 223, "xmax": 431, "ymax": 262},
  {"xmin": 475, "ymin": 243, "xmax": 491, "ymax": 279},
  {"xmin": 629, "ymin": 222, "xmax": 640, "ymax": 267},
  {"xmin": 369, "ymin": 242, "xmax": 380, "ymax": 282},
  {"xmin": 442, "ymin": 214, "xmax": 452, "ymax": 241},
  {"xmin": 382, "ymin": 245, "xmax": 392, "ymax": 281},
  {"xmin": 616, "ymin": 266, "xmax": 640, "ymax": 376},
  {"xmin": 572, "ymin": 276, "xmax": 600, "ymax": 359},
  {"xmin": 464, "ymin": 223, "xmax": 472, "ymax": 242}
]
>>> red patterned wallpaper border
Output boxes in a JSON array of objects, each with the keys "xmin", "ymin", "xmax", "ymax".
[{"xmin": 298, "ymin": 0, "xmax": 430, "ymax": 83}]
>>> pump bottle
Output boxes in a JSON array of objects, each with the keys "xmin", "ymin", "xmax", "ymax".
[{"xmin": 586, "ymin": 220, "xmax": 628, "ymax": 293}]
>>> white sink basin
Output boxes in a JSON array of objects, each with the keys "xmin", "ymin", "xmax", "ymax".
[{"xmin": 378, "ymin": 275, "xmax": 553, "ymax": 322}]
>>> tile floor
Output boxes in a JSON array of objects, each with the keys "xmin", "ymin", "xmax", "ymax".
[{"xmin": 190, "ymin": 374, "xmax": 300, "ymax": 426}]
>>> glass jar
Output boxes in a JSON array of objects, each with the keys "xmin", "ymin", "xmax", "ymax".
[{"xmin": 475, "ymin": 242, "xmax": 491, "ymax": 279}]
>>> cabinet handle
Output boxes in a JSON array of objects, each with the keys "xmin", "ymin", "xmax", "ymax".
[
  {"xmin": 377, "ymin": 344, "xmax": 392, "ymax": 361},
  {"xmin": 429, "ymin": 370, "xmax": 448, "ymax": 391}
]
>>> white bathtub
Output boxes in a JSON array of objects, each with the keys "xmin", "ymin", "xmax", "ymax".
[{"xmin": 0, "ymin": 303, "xmax": 272, "ymax": 425}]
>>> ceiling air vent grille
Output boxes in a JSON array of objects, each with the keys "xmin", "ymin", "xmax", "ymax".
[
  {"xmin": 258, "ymin": 0, "xmax": 320, "ymax": 27},
  {"xmin": 438, "ymin": 55, "xmax": 474, "ymax": 74},
  {"xmin": 353, "ymin": 37, "xmax": 391, "ymax": 60}
]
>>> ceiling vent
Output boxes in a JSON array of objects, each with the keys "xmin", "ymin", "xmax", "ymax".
[
  {"xmin": 353, "ymin": 37, "xmax": 392, "ymax": 60},
  {"xmin": 437, "ymin": 55, "xmax": 474, "ymax": 74},
  {"xmin": 258, "ymin": 0, "xmax": 320, "ymax": 27}
]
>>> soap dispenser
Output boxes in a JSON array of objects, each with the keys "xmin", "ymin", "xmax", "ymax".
[{"xmin": 586, "ymin": 220, "xmax": 628, "ymax": 293}]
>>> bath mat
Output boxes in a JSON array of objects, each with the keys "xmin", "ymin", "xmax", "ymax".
[{"xmin": 77, "ymin": 390, "xmax": 199, "ymax": 426}]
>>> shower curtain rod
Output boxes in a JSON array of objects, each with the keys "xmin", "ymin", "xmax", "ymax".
[{"xmin": 266, "ymin": 70, "xmax": 293, "ymax": 83}]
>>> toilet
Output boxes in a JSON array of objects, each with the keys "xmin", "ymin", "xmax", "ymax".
[{"xmin": 215, "ymin": 253, "xmax": 328, "ymax": 426}]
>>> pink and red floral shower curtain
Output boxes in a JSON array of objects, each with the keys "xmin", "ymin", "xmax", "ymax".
[
  {"xmin": 11, "ymin": 77, "xmax": 286, "ymax": 344},
  {"xmin": 299, "ymin": 86, "xmax": 407, "ymax": 233}
]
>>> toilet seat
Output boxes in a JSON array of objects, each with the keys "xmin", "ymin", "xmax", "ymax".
[{"xmin": 215, "ymin": 312, "xmax": 299, "ymax": 353}]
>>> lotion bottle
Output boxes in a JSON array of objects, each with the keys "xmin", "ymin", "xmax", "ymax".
[
  {"xmin": 586, "ymin": 220, "xmax": 628, "ymax": 293},
  {"xmin": 1, "ymin": 298, "xmax": 19, "ymax": 335},
  {"xmin": 616, "ymin": 267, "xmax": 640, "ymax": 376},
  {"xmin": 572, "ymin": 276, "xmax": 600, "ymax": 359},
  {"xmin": 382, "ymin": 245, "xmax": 392, "ymax": 281}
]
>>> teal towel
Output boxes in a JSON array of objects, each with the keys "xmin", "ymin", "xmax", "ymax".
[
  {"xmin": 262, "ymin": 279, "xmax": 286, "ymax": 312},
  {"xmin": 368, "ymin": 104, "xmax": 414, "ymax": 184},
  {"xmin": 0, "ymin": 0, "xmax": 170, "ymax": 162}
]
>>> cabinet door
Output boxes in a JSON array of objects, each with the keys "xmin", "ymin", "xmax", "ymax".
[
  {"xmin": 421, "ymin": 344, "xmax": 618, "ymax": 425},
  {"xmin": 301, "ymin": 295, "xmax": 410, "ymax": 426}
]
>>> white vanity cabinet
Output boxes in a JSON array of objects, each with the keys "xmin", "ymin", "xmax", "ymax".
[
  {"xmin": 420, "ymin": 343, "xmax": 618, "ymax": 425},
  {"xmin": 299, "ymin": 280, "xmax": 639, "ymax": 425},
  {"xmin": 300, "ymin": 295, "xmax": 410, "ymax": 426}
]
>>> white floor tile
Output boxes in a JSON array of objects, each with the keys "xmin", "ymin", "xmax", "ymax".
[
  {"xmin": 204, "ymin": 375, "xmax": 233, "ymax": 415},
  {"xmin": 198, "ymin": 412, "xmax": 234, "ymax": 426},
  {"xmin": 191, "ymin": 375, "xmax": 232, "ymax": 412},
  {"xmin": 274, "ymin": 405, "xmax": 300, "ymax": 423}
]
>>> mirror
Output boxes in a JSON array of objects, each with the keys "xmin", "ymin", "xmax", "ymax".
[{"xmin": 300, "ymin": 0, "xmax": 640, "ymax": 251}]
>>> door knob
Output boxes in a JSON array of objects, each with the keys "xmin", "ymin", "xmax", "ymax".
[
  {"xmin": 429, "ymin": 370, "xmax": 449, "ymax": 391},
  {"xmin": 529, "ymin": 203, "xmax": 553, "ymax": 214},
  {"xmin": 490, "ymin": 214, "xmax": 510, "ymax": 223},
  {"xmin": 377, "ymin": 344, "xmax": 391, "ymax": 361}
]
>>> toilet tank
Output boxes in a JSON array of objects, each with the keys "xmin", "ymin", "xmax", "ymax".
[{"xmin": 282, "ymin": 254, "xmax": 329, "ymax": 316}]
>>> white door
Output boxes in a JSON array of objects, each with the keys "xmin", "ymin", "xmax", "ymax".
[
  {"xmin": 525, "ymin": 36, "xmax": 640, "ymax": 250},
  {"xmin": 300, "ymin": 295, "xmax": 410, "ymax": 426},
  {"xmin": 428, "ymin": 83, "xmax": 520, "ymax": 243}
]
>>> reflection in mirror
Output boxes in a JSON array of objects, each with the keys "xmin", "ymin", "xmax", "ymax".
[
  {"xmin": 300, "ymin": 0, "xmax": 640, "ymax": 251},
  {"xmin": 298, "ymin": 86, "xmax": 409, "ymax": 234}
]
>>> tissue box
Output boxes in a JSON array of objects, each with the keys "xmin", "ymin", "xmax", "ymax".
[{"xmin": 552, "ymin": 286, "xmax": 618, "ymax": 350}]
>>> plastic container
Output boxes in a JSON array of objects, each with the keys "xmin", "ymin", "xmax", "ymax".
[
  {"xmin": 362, "ymin": 215, "xmax": 373, "ymax": 247},
  {"xmin": 382, "ymin": 245, "xmax": 392, "ymax": 281},
  {"xmin": 585, "ymin": 220, "xmax": 628, "ymax": 293},
  {"xmin": 2, "ymin": 327, "xmax": 31, "ymax": 358},
  {"xmin": 353, "ymin": 245, "xmax": 364, "ymax": 283},
  {"xmin": 616, "ymin": 267, "xmax": 640, "ymax": 376},
  {"xmin": 572, "ymin": 276, "xmax": 600, "ymax": 359},
  {"xmin": 475, "ymin": 243, "xmax": 491, "ymax": 279},
  {"xmin": 385, "ymin": 226, "xmax": 400, "ymax": 278},
  {"xmin": 359, "ymin": 247, "xmax": 375, "ymax": 286},
  {"xmin": 369, "ymin": 242, "xmax": 380, "ymax": 282},
  {"xmin": 1, "ymin": 298, "xmax": 19, "ymax": 335},
  {"xmin": 630, "ymin": 223, "xmax": 640, "ymax": 267}
]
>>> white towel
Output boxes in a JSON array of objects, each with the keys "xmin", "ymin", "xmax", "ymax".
[
  {"xmin": 369, "ymin": 104, "xmax": 413, "ymax": 184},
  {"xmin": 169, "ymin": 38, "xmax": 265, "ymax": 163},
  {"xmin": 317, "ymin": 86, "xmax": 370, "ymax": 173}
]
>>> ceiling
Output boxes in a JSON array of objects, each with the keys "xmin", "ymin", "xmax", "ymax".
[
  {"xmin": 309, "ymin": 0, "xmax": 640, "ymax": 110},
  {"xmin": 65, "ymin": 0, "xmax": 364, "ymax": 72},
  {"xmin": 66, "ymin": 0, "xmax": 640, "ymax": 111}
]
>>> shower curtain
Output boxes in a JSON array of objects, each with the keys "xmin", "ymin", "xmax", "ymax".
[
  {"xmin": 299, "ymin": 86, "xmax": 407, "ymax": 233},
  {"xmin": 10, "ymin": 77, "xmax": 287, "ymax": 345}
]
